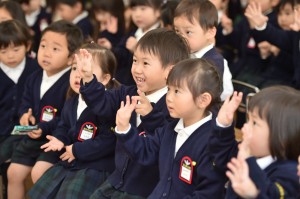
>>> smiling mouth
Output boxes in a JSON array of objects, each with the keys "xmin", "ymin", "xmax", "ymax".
[{"xmin": 136, "ymin": 77, "xmax": 145, "ymax": 84}]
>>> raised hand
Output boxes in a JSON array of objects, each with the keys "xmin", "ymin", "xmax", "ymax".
[
  {"xmin": 116, "ymin": 95, "xmax": 137, "ymax": 132},
  {"xmin": 126, "ymin": 36, "xmax": 137, "ymax": 53},
  {"xmin": 41, "ymin": 135, "xmax": 64, "ymax": 152},
  {"xmin": 28, "ymin": 128, "xmax": 43, "ymax": 139},
  {"xmin": 217, "ymin": 91, "xmax": 243, "ymax": 126},
  {"xmin": 221, "ymin": 14, "xmax": 233, "ymax": 34},
  {"xmin": 60, "ymin": 144, "xmax": 75, "ymax": 163},
  {"xmin": 133, "ymin": 90, "xmax": 153, "ymax": 116},
  {"xmin": 290, "ymin": 8, "xmax": 300, "ymax": 31},
  {"xmin": 20, "ymin": 108, "xmax": 36, "ymax": 126},
  {"xmin": 226, "ymin": 157, "xmax": 259, "ymax": 198},
  {"xmin": 97, "ymin": 38, "xmax": 112, "ymax": 49},
  {"xmin": 75, "ymin": 49, "xmax": 94, "ymax": 84},
  {"xmin": 245, "ymin": 2, "xmax": 268, "ymax": 29},
  {"xmin": 257, "ymin": 41, "xmax": 272, "ymax": 59}
]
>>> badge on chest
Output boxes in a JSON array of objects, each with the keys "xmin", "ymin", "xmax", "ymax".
[
  {"xmin": 179, "ymin": 156, "xmax": 196, "ymax": 184},
  {"xmin": 40, "ymin": 106, "xmax": 57, "ymax": 122},
  {"xmin": 78, "ymin": 122, "xmax": 97, "ymax": 141}
]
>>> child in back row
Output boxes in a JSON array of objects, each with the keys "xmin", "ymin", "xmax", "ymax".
[
  {"xmin": 78, "ymin": 28, "xmax": 190, "ymax": 198},
  {"xmin": 6, "ymin": 20, "xmax": 83, "ymax": 199},
  {"xmin": 28, "ymin": 43, "xmax": 119, "ymax": 199},
  {"xmin": 173, "ymin": 0, "xmax": 233, "ymax": 101},
  {"xmin": 215, "ymin": 86, "xmax": 300, "ymax": 198},
  {"xmin": 114, "ymin": 58, "xmax": 233, "ymax": 198},
  {"xmin": 0, "ymin": 1, "xmax": 27, "ymax": 25}
]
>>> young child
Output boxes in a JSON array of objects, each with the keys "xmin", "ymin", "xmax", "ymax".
[
  {"xmin": 18, "ymin": 0, "xmax": 52, "ymax": 53},
  {"xmin": 160, "ymin": 0, "xmax": 178, "ymax": 30},
  {"xmin": 0, "ymin": 19, "xmax": 39, "ymax": 198},
  {"xmin": 114, "ymin": 58, "xmax": 233, "ymax": 198},
  {"xmin": 173, "ymin": 0, "xmax": 233, "ymax": 101},
  {"xmin": 91, "ymin": 0, "xmax": 126, "ymax": 50},
  {"xmin": 217, "ymin": 86, "xmax": 300, "ymax": 198},
  {"xmin": 0, "ymin": 1, "xmax": 27, "ymax": 24},
  {"xmin": 245, "ymin": 0, "xmax": 300, "ymax": 89},
  {"xmin": 6, "ymin": 20, "xmax": 83, "ymax": 199},
  {"xmin": 113, "ymin": 0, "xmax": 162, "ymax": 85},
  {"xmin": 56, "ymin": 0, "xmax": 94, "ymax": 39},
  {"xmin": 28, "ymin": 42, "xmax": 119, "ymax": 199},
  {"xmin": 78, "ymin": 28, "xmax": 190, "ymax": 198}
]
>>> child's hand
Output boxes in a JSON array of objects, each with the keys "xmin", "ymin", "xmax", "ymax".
[
  {"xmin": 75, "ymin": 49, "xmax": 94, "ymax": 84},
  {"xmin": 106, "ymin": 16, "xmax": 118, "ymax": 34},
  {"xmin": 290, "ymin": 8, "xmax": 300, "ymax": 31},
  {"xmin": 226, "ymin": 157, "xmax": 259, "ymax": 198},
  {"xmin": 97, "ymin": 38, "xmax": 112, "ymax": 49},
  {"xmin": 116, "ymin": 95, "xmax": 137, "ymax": 132},
  {"xmin": 297, "ymin": 156, "xmax": 300, "ymax": 177},
  {"xmin": 126, "ymin": 36, "xmax": 137, "ymax": 53},
  {"xmin": 244, "ymin": 2, "xmax": 268, "ymax": 29},
  {"xmin": 217, "ymin": 91, "xmax": 243, "ymax": 126},
  {"xmin": 28, "ymin": 128, "xmax": 43, "ymax": 139},
  {"xmin": 133, "ymin": 90, "xmax": 153, "ymax": 116},
  {"xmin": 60, "ymin": 144, "xmax": 75, "ymax": 163},
  {"xmin": 257, "ymin": 41, "xmax": 272, "ymax": 59},
  {"xmin": 20, "ymin": 108, "xmax": 36, "ymax": 126},
  {"xmin": 221, "ymin": 14, "xmax": 233, "ymax": 34},
  {"xmin": 239, "ymin": 123, "xmax": 252, "ymax": 159},
  {"xmin": 41, "ymin": 135, "xmax": 64, "ymax": 152}
]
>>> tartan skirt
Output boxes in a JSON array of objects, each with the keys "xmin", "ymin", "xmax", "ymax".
[
  {"xmin": 90, "ymin": 180, "xmax": 146, "ymax": 199},
  {"xmin": 28, "ymin": 164, "xmax": 110, "ymax": 199}
]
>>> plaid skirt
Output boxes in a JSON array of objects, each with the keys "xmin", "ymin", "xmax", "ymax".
[
  {"xmin": 28, "ymin": 164, "xmax": 110, "ymax": 199},
  {"xmin": 90, "ymin": 180, "xmax": 146, "ymax": 199},
  {"xmin": 0, "ymin": 135, "xmax": 25, "ymax": 164}
]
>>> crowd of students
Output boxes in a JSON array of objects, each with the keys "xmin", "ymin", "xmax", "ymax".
[{"xmin": 0, "ymin": 0, "xmax": 299, "ymax": 199}]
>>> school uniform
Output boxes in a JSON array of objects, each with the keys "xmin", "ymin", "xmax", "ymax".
[
  {"xmin": 115, "ymin": 114, "xmax": 233, "ymax": 199},
  {"xmin": 0, "ymin": 56, "xmax": 39, "ymax": 164},
  {"xmin": 251, "ymin": 23, "xmax": 300, "ymax": 89},
  {"xmin": 11, "ymin": 67, "xmax": 70, "ymax": 166},
  {"xmin": 28, "ymin": 95, "xmax": 116, "ymax": 199},
  {"xmin": 226, "ymin": 156, "xmax": 300, "ymax": 199},
  {"xmin": 26, "ymin": 7, "xmax": 52, "ymax": 53},
  {"xmin": 73, "ymin": 11, "xmax": 93, "ymax": 39},
  {"xmin": 80, "ymin": 76, "xmax": 172, "ymax": 198},
  {"xmin": 191, "ymin": 44, "xmax": 234, "ymax": 101},
  {"xmin": 98, "ymin": 28, "xmax": 124, "ymax": 49}
]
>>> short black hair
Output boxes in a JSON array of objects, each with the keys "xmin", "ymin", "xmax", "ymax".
[
  {"xmin": 136, "ymin": 28, "xmax": 190, "ymax": 68},
  {"xmin": 0, "ymin": 1, "xmax": 27, "ymax": 25},
  {"xmin": 130, "ymin": 0, "xmax": 163, "ymax": 10},
  {"xmin": 0, "ymin": 19, "xmax": 31, "ymax": 49},
  {"xmin": 41, "ymin": 20, "xmax": 83, "ymax": 56},
  {"xmin": 55, "ymin": 0, "xmax": 85, "ymax": 9}
]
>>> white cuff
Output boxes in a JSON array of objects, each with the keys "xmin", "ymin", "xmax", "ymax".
[
  {"xmin": 216, "ymin": 118, "xmax": 231, "ymax": 128},
  {"xmin": 255, "ymin": 23, "xmax": 267, "ymax": 31},
  {"xmin": 115, "ymin": 124, "xmax": 131, "ymax": 134}
]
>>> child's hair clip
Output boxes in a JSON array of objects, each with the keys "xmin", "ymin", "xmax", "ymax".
[{"xmin": 90, "ymin": 40, "xmax": 95, "ymax": 44}]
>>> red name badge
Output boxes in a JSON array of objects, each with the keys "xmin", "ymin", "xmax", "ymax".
[
  {"xmin": 78, "ymin": 122, "xmax": 97, "ymax": 141},
  {"xmin": 179, "ymin": 156, "xmax": 194, "ymax": 184},
  {"xmin": 40, "ymin": 106, "xmax": 57, "ymax": 122}
]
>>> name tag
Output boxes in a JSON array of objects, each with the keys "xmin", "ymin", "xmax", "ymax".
[
  {"xmin": 78, "ymin": 122, "xmax": 97, "ymax": 141},
  {"xmin": 179, "ymin": 156, "xmax": 194, "ymax": 184},
  {"xmin": 40, "ymin": 106, "xmax": 56, "ymax": 122}
]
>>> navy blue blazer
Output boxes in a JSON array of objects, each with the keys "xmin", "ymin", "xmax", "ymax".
[
  {"xmin": 202, "ymin": 47, "xmax": 225, "ymax": 76},
  {"xmin": 98, "ymin": 29, "xmax": 124, "ymax": 49},
  {"xmin": 0, "ymin": 57, "xmax": 39, "ymax": 136},
  {"xmin": 251, "ymin": 23, "xmax": 300, "ymax": 88},
  {"xmin": 226, "ymin": 157, "xmax": 300, "ymax": 199},
  {"xmin": 116, "ymin": 118, "xmax": 233, "ymax": 199},
  {"xmin": 53, "ymin": 95, "xmax": 116, "ymax": 172},
  {"xmin": 19, "ymin": 68, "xmax": 70, "ymax": 136},
  {"xmin": 76, "ymin": 16, "xmax": 94, "ymax": 39},
  {"xmin": 80, "ymin": 76, "xmax": 172, "ymax": 197}
]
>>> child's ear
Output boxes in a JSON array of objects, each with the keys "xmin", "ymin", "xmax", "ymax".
[
  {"xmin": 101, "ymin": 73, "xmax": 112, "ymax": 87},
  {"xmin": 206, "ymin": 27, "xmax": 217, "ymax": 40},
  {"xmin": 196, "ymin": 92, "xmax": 212, "ymax": 109},
  {"xmin": 67, "ymin": 55, "xmax": 74, "ymax": 66},
  {"xmin": 164, "ymin": 64, "xmax": 174, "ymax": 80}
]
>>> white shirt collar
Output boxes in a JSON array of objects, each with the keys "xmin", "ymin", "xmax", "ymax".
[
  {"xmin": 0, "ymin": 58, "xmax": 26, "ymax": 84},
  {"xmin": 146, "ymin": 86, "xmax": 168, "ymax": 103},
  {"xmin": 72, "ymin": 11, "xmax": 88, "ymax": 24},
  {"xmin": 77, "ymin": 94, "xmax": 87, "ymax": 119},
  {"xmin": 174, "ymin": 112, "xmax": 212, "ymax": 134},
  {"xmin": 134, "ymin": 21, "xmax": 160, "ymax": 41},
  {"xmin": 256, "ymin": 155, "xmax": 276, "ymax": 170},
  {"xmin": 26, "ymin": 8, "xmax": 41, "ymax": 27},
  {"xmin": 190, "ymin": 44, "xmax": 214, "ymax": 59}
]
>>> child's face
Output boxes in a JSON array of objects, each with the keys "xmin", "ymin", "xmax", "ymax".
[
  {"xmin": 278, "ymin": 3, "xmax": 294, "ymax": 30},
  {"xmin": 166, "ymin": 83, "xmax": 202, "ymax": 127},
  {"xmin": 248, "ymin": 0, "xmax": 273, "ymax": 13},
  {"xmin": 131, "ymin": 47, "xmax": 171, "ymax": 95},
  {"xmin": 21, "ymin": 0, "xmax": 41, "ymax": 14},
  {"xmin": 56, "ymin": 4, "xmax": 77, "ymax": 22},
  {"xmin": 131, "ymin": 5, "xmax": 160, "ymax": 32},
  {"xmin": 174, "ymin": 15, "xmax": 214, "ymax": 53},
  {"xmin": 38, "ymin": 31, "xmax": 71, "ymax": 76},
  {"xmin": 94, "ymin": 10, "xmax": 113, "ymax": 31},
  {"xmin": 242, "ymin": 109, "xmax": 271, "ymax": 158},
  {"xmin": 0, "ymin": 8, "xmax": 13, "ymax": 23},
  {"xmin": 0, "ymin": 44, "xmax": 27, "ymax": 68}
]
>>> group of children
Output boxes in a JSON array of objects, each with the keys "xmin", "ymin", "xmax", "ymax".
[{"xmin": 0, "ymin": 0, "xmax": 299, "ymax": 199}]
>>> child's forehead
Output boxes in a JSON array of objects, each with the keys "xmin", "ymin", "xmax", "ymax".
[
  {"xmin": 41, "ymin": 31, "xmax": 67, "ymax": 43},
  {"xmin": 134, "ymin": 47, "xmax": 161, "ymax": 60},
  {"xmin": 174, "ymin": 15, "xmax": 201, "ymax": 27}
]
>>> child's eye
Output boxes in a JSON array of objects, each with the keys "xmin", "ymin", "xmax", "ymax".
[
  {"xmin": 143, "ymin": 62, "xmax": 149, "ymax": 65},
  {"xmin": 0, "ymin": 50, "xmax": 6, "ymax": 53},
  {"xmin": 252, "ymin": 121, "xmax": 256, "ymax": 126},
  {"xmin": 72, "ymin": 66, "xmax": 77, "ymax": 71},
  {"xmin": 14, "ymin": 48, "xmax": 20, "ymax": 52},
  {"xmin": 186, "ymin": 31, "xmax": 192, "ymax": 35},
  {"xmin": 132, "ymin": 58, "xmax": 137, "ymax": 63},
  {"xmin": 175, "ymin": 89, "xmax": 179, "ymax": 94},
  {"xmin": 40, "ymin": 44, "xmax": 46, "ymax": 48},
  {"xmin": 53, "ymin": 47, "xmax": 59, "ymax": 51}
]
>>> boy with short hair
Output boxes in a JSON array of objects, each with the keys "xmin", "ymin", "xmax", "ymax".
[
  {"xmin": 173, "ymin": 0, "xmax": 233, "ymax": 101},
  {"xmin": 6, "ymin": 20, "xmax": 83, "ymax": 199},
  {"xmin": 78, "ymin": 28, "xmax": 190, "ymax": 198}
]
